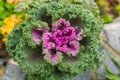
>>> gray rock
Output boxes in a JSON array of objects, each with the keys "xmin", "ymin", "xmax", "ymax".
[
  {"xmin": 97, "ymin": 44, "xmax": 119, "ymax": 80},
  {"xmin": 0, "ymin": 58, "xmax": 5, "ymax": 67},
  {"xmin": 113, "ymin": 17, "xmax": 120, "ymax": 23},
  {"xmin": 96, "ymin": 59, "xmax": 119, "ymax": 80},
  {"xmin": 74, "ymin": 71, "xmax": 93, "ymax": 80},
  {"xmin": 103, "ymin": 23, "xmax": 120, "ymax": 54},
  {"xmin": 104, "ymin": 59, "xmax": 119, "ymax": 75},
  {"xmin": 98, "ymin": 45, "xmax": 119, "ymax": 74},
  {"xmin": 96, "ymin": 67, "xmax": 106, "ymax": 80},
  {"xmin": 2, "ymin": 59, "xmax": 27, "ymax": 80}
]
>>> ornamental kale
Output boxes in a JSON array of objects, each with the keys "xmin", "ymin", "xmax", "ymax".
[{"xmin": 6, "ymin": 0, "xmax": 103, "ymax": 80}]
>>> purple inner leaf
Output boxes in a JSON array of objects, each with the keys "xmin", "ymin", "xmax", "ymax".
[
  {"xmin": 32, "ymin": 27, "xmax": 49, "ymax": 43},
  {"xmin": 32, "ymin": 29, "xmax": 41, "ymax": 43}
]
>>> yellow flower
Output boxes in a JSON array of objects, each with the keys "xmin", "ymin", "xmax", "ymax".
[
  {"xmin": 1, "ymin": 38, "xmax": 6, "ymax": 43},
  {"xmin": 0, "ymin": 14, "xmax": 22, "ymax": 43}
]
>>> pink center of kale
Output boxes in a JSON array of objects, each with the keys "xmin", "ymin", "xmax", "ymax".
[
  {"xmin": 42, "ymin": 18, "xmax": 83, "ymax": 64},
  {"xmin": 32, "ymin": 18, "xmax": 83, "ymax": 64}
]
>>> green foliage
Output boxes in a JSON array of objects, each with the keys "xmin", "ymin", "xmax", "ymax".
[
  {"xmin": 115, "ymin": 4, "xmax": 120, "ymax": 16},
  {"xmin": 0, "ymin": 0, "xmax": 15, "ymax": 27},
  {"xmin": 95, "ymin": 0, "xmax": 120, "ymax": 24},
  {"xmin": 6, "ymin": 0, "xmax": 103, "ymax": 80},
  {"xmin": 103, "ymin": 15, "xmax": 113, "ymax": 24}
]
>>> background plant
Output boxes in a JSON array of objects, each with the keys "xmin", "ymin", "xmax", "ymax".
[
  {"xmin": 0, "ymin": 0, "xmax": 17, "ymax": 58},
  {"xmin": 0, "ymin": 14, "xmax": 22, "ymax": 43},
  {"xmin": 0, "ymin": 0, "xmax": 27, "ymax": 44},
  {"xmin": 95, "ymin": 0, "xmax": 120, "ymax": 23},
  {"xmin": 0, "ymin": 0, "xmax": 16, "ymax": 26},
  {"xmin": 0, "ymin": 0, "xmax": 26, "ymax": 59}
]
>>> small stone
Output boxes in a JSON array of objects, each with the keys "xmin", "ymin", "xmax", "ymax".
[
  {"xmin": 96, "ymin": 45, "xmax": 120, "ymax": 80},
  {"xmin": 2, "ymin": 59, "xmax": 27, "ymax": 80},
  {"xmin": 96, "ymin": 67, "xmax": 106, "ymax": 80},
  {"xmin": 113, "ymin": 17, "xmax": 120, "ymax": 23},
  {"xmin": 74, "ymin": 71, "xmax": 93, "ymax": 80},
  {"xmin": 0, "ymin": 59, "xmax": 5, "ymax": 67},
  {"xmin": 99, "ymin": 45, "xmax": 119, "ymax": 74},
  {"xmin": 104, "ymin": 59, "xmax": 119, "ymax": 75},
  {"xmin": 96, "ymin": 59, "xmax": 119, "ymax": 80},
  {"xmin": 103, "ymin": 22, "xmax": 120, "ymax": 54}
]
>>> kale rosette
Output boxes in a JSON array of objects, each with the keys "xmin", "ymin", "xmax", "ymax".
[{"xmin": 7, "ymin": 0, "xmax": 103, "ymax": 80}]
